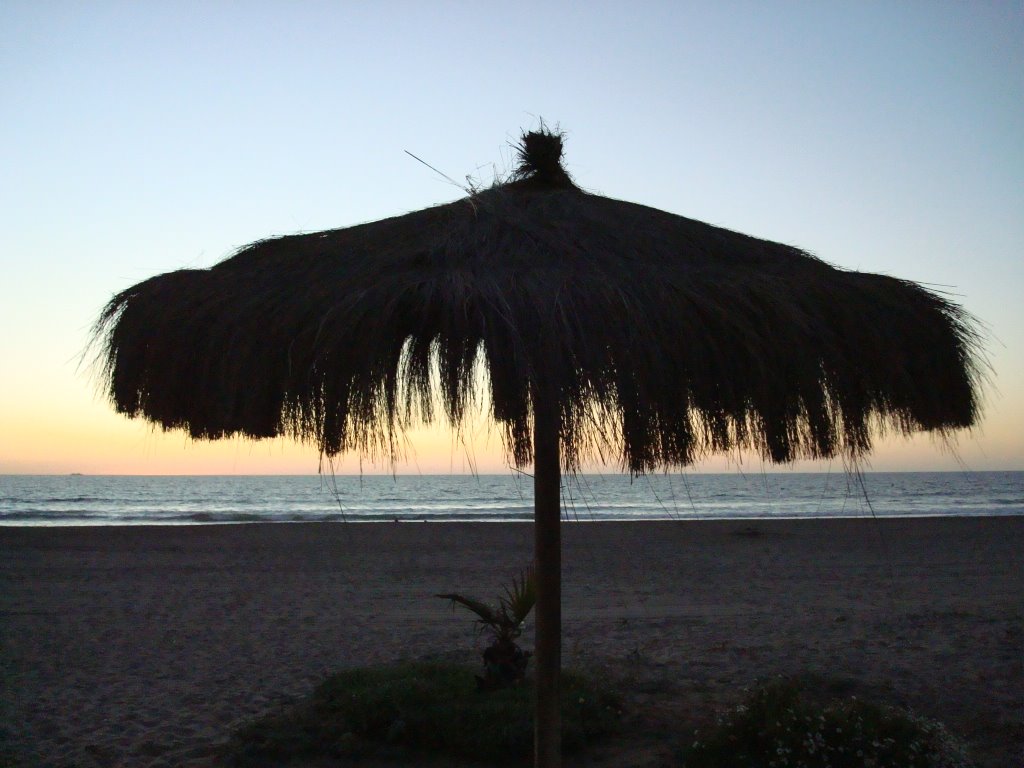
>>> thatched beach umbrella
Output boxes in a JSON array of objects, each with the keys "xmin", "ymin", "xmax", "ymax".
[{"xmin": 94, "ymin": 128, "xmax": 982, "ymax": 767}]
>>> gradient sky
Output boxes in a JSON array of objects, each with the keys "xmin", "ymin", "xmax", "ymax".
[{"xmin": 1, "ymin": 2, "xmax": 1021, "ymax": 475}]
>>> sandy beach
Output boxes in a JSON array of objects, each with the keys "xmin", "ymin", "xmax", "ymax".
[{"xmin": 2, "ymin": 517, "xmax": 1021, "ymax": 767}]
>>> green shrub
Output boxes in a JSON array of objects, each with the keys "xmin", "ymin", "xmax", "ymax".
[
  {"xmin": 224, "ymin": 662, "xmax": 619, "ymax": 766},
  {"xmin": 684, "ymin": 678, "xmax": 975, "ymax": 768}
]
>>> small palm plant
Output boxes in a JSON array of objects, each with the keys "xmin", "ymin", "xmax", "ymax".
[{"xmin": 437, "ymin": 568, "xmax": 536, "ymax": 690}]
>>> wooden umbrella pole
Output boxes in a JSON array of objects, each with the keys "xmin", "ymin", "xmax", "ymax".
[{"xmin": 533, "ymin": 395, "xmax": 562, "ymax": 768}]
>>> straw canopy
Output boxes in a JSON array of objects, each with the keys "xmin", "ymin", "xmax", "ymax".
[{"xmin": 94, "ymin": 129, "xmax": 982, "ymax": 473}]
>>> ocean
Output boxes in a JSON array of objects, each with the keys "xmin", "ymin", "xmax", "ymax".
[{"xmin": 1, "ymin": 471, "xmax": 1021, "ymax": 526}]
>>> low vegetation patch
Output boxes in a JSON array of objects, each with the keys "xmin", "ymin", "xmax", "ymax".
[
  {"xmin": 684, "ymin": 677, "xmax": 975, "ymax": 768},
  {"xmin": 224, "ymin": 662, "xmax": 620, "ymax": 766}
]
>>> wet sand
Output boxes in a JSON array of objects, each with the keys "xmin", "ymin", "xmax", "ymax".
[{"xmin": 2, "ymin": 517, "xmax": 1021, "ymax": 767}]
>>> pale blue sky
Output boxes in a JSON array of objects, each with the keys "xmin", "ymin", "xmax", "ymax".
[{"xmin": 1, "ymin": 2, "xmax": 1021, "ymax": 473}]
